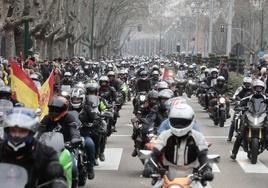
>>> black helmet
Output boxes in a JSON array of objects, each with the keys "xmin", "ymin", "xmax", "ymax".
[
  {"xmin": 0, "ymin": 86, "xmax": 12, "ymax": 100},
  {"xmin": 140, "ymin": 70, "xmax": 148, "ymax": 80},
  {"xmin": 48, "ymin": 96, "xmax": 69, "ymax": 121}
]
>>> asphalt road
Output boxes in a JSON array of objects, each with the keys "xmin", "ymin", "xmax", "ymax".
[{"xmin": 86, "ymin": 96, "xmax": 268, "ymax": 188}]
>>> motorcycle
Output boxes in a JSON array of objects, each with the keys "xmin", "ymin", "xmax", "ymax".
[
  {"xmin": 39, "ymin": 132, "xmax": 73, "ymax": 188},
  {"xmin": 238, "ymin": 95, "xmax": 268, "ymax": 164},
  {"xmin": 131, "ymin": 117, "xmax": 155, "ymax": 164},
  {"xmin": 135, "ymin": 91, "xmax": 147, "ymax": 117},
  {"xmin": 0, "ymin": 163, "xmax": 68, "ymax": 188},
  {"xmin": 151, "ymin": 155, "xmax": 220, "ymax": 188},
  {"xmin": 212, "ymin": 94, "xmax": 228, "ymax": 127},
  {"xmin": 51, "ymin": 125, "xmax": 88, "ymax": 187},
  {"xmin": 176, "ymin": 79, "xmax": 187, "ymax": 96},
  {"xmin": 185, "ymin": 78, "xmax": 197, "ymax": 98}
]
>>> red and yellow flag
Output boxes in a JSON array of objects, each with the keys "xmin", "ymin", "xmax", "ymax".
[
  {"xmin": 39, "ymin": 71, "xmax": 55, "ymax": 120},
  {"xmin": 10, "ymin": 60, "xmax": 39, "ymax": 110}
]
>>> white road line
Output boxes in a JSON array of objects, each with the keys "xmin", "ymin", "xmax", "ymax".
[
  {"xmin": 125, "ymin": 123, "xmax": 133, "ymax": 127},
  {"xmin": 95, "ymin": 148, "xmax": 123, "ymax": 171},
  {"xmin": 111, "ymin": 135, "xmax": 229, "ymax": 139},
  {"xmin": 212, "ymin": 163, "xmax": 220, "ymax": 173},
  {"xmin": 111, "ymin": 134, "xmax": 131, "ymax": 137},
  {"xmin": 235, "ymin": 151, "xmax": 268, "ymax": 173}
]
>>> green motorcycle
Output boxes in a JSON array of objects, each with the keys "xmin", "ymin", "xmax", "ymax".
[{"xmin": 39, "ymin": 132, "xmax": 73, "ymax": 188}]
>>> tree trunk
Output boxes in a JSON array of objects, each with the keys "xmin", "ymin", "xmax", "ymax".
[
  {"xmin": 46, "ymin": 38, "xmax": 54, "ymax": 60},
  {"xmin": 67, "ymin": 39, "xmax": 75, "ymax": 58},
  {"xmin": 14, "ymin": 28, "xmax": 24, "ymax": 56},
  {"xmin": 4, "ymin": 29, "xmax": 16, "ymax": 59}
]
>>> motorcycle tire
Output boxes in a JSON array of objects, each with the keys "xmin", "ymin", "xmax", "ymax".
[
  {"xmin": 78, "ymin": 164, "xmax": 88, "ymax": 186},
  {"xmin": 250, "ymin": 138, "xmax": 259, "ymax": 164},
  {"xmin": 219, "ymin": 111, "xmax": 226, "ymax": 127}
]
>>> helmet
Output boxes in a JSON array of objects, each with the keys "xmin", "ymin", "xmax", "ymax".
[
  {"xmin": 30, "ymin": 74, "xmax": 40, "ymax": 81},
  {"xmin": 152, "ymin": 65, "xmax": 159, "ymax": 71},
  {"xmin": 243, "ymin": 77, "xmax": 252, "ymax": 89},
  {"xmin": 140, "ymin": 70, "xmax": 148, "ymax": 80},
  {"xmin": 211, "ymin": 68, "xmax": 218, "ymax": 78},
  {"xmin": 85, "ymin": 80, "xmax": 99, "ymax": 94},
  {"xmin": 70, "ymin": 88, "xmax": 86, "ymax": 109},
  {"xmin": 64, "ymin": 72, "xmax": 72, "ymax": 77},
  {"xmin": 189, "ymin": 65, "xmax": 194, "ymax": 69},
  {"xmin": 216, "ymin": 76, "xmax": 225, "ymax": 86},
  {"xmin": 253, "ymin": 79, "xmax": 265, "ymax": 93},
  {"xmin": 158, "ymin": 89, "xmax": 174, "ymax": 100},
  {"xmin": 107, "ymin": 71, "xmax": 115, "ymax": 77},
  {"xmin": 148, "ymin": 90, "xmax": 159, "ymax": 100},
  {"xmin": 169, "ymin": 104, "xmax": 194, "ymax": 137},
  {"xmin": 0, "ymin": 86, "xmax": 12, "ymax": 100},
  {"xmin": 261, "ymin": 67, "xmax": 267, "ymax": 75},
  {"xmin": 152, "ymin": 70, "xmax": 159, "ymax": 76},
  {"xmin": 3, "ymin": 107, "xmax": 38, "ymax": 152},
  {"xmin": 99, "ymin": 76, "xmax": 109, "ymax": 87},
  {"xmin": 200, "ymin": 66, "xmax": 207, "ymax": 72},
  {"xmin": 48, "ymin": 96, "xmax": 69, "ymax": 121},
  {"xmin": 157, "ymin": 81, "xmax": 169, "ymax": 91}
]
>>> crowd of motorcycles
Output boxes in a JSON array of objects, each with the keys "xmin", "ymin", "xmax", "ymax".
[{"xmin": 0, "ymin": 56, "xmax": 268, "ymax": 188}]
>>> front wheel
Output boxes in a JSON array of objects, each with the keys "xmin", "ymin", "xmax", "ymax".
[
  {"xmin": 250, "ymin": 138, "xmax": 259, "ymax": 164},
  {"xmin": 219, "ymin": 110, "xmax": 226, "ymax": 127}
]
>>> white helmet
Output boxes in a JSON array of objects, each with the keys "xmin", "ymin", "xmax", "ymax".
[
  {"xmin": 261, "ymin": 67, "xmax": 267, "ymax": 75},
  {"xmin": 243, "ymin": 77, "xmax": 252, "ymax": 89},
  {"xmin": 169, "ymin": 104, "xmax": 194, "ymax": 137},
  {"xmin": 252, "ymin": 79, "xmax": 265, "ymax": 93},
  {"xmin": 70, "ymin": 88, "xmax": 86, "ymax": 109}
]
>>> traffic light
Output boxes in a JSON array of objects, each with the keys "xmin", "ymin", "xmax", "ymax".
[
  {"xmin": 137, "ymin": 24, "xmax": 142, "ymax": 32},
  {"xmin": 220, "ymin": 24, "xmax": 225, "ymax": 32}
]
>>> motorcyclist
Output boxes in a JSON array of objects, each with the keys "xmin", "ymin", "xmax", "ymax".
[
  {"xmin": 98, "ymin": 76, "xmax": 118, "ymax": 132},
  {"xmin": 230, "ymin": 79, "xmax": 267, "ymax": 160},
  {"xmin": 208, "ymin": 76, "xmax": 230, "ymax": 118},
  {"xmin": 70, "ymin": 88, "xmax": 96, "ymax": 179},
  {"xmin": 135, "ymin": 70, "xmax": 151, "ymax": 93},
  {"xmin": 0, "ymin": 86, "xmax": 19, "ymax": 105},
  {"xmin": 107, "ymin": 71, "xmax": 121, "ymax": 92},
  {"xmin": 61, "ymin": 72, "xmax": 74, "ymax": 86},
  {"xmin": 150, "ymin": 70, "xmax": 160, "ymax": 88},
  {"xmin": 156, "ymin": 81, "xmax": 169, "ymax": 92},
  {"xmin": 227, "ymin": 77, "xmax": 253, "ymax": 142},
  {"xmin": 83, "ymin": 80, "xmax": 109, "ymax": 162},
  {"xmin": 146, "ymin": 89, "xmax": 174, "ymax": 132},
  {"xmin": 39, "ymin": 96, "xmax": 81, "ymax": 187},
  {"xmin": 185, "ymin": 65, "xmax": 196, "ymax": 78},
  {"xmin": 144, "ymin": 104, "xmax": 213, "ymax": 184},
  {"xmin": 207, "ymin": 68, "xmax": 218, "ymax": 87},
  {"xmin": 0, "ymin": 107, "xmax": 67, "ymax": 188}
]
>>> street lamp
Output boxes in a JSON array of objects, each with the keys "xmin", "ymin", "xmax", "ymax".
[
  {"xmin": 250, "ymin": 0, "xmax": 265, "ymax": 51},
  {"xmin": 90, "ymin": 0, "xmax": 96, "ymax": 59}
]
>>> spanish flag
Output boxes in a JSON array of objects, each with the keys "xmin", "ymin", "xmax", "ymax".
[
  {"xmin": 39, "ymin": 71, "xmax": 55, "ymax": 120},
  {"xmin": 10, "ymin": 60, "xmax": 39, "ymax": 110}
]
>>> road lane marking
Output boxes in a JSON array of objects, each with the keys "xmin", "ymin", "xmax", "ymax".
[
  {"xmin": 212, "ymin": 163, "xmax": 220, "ymax": 173},
  {"xmin": 95, "ymin": 148, "xmax": 123, "ymax": 171},
  {"xmin": 111, "ymin": 135, "xmax": 229, "ymax": 139},
  {"xmin": 206, "ymin": 183, "xmax": 213, "ymax": 188},
  {"xmin": 235, "ymin": 151, "xmax": 268, "ymax": 173},
  {"xmin": 111, "ymin": 134, "xmax": 131, "ymax": 137},
  {"xmin": 125, "ymin": 123, "xmax": 133, "ymax": 127}
]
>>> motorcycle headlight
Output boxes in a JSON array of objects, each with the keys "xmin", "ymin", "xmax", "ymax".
[
  {"xmin": 219, "ymin": 97, "xmax": 226, "ymax": 104},
  {"xmin": 61, "ymin": 91, "xmax": 69, "ymax": 97},
  {"xmin": 188, "ymin": 80, "xmax": 193, "ymax": 84},
  {"xmin": 140, "ymin": 95, "xmax": 146, "ymax": 102}
]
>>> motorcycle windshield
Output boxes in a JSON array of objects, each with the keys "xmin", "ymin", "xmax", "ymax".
[
  {"xmin": 0, "ymin": 163, "xmax": 28, "ymax": 188},
  {"xmin": 249, "ymin": 97, "xmax": 267, "ymax": 115},
  {"xmin": 39, "ymin": 132, "xmax": 65, "ymax": 154}
]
